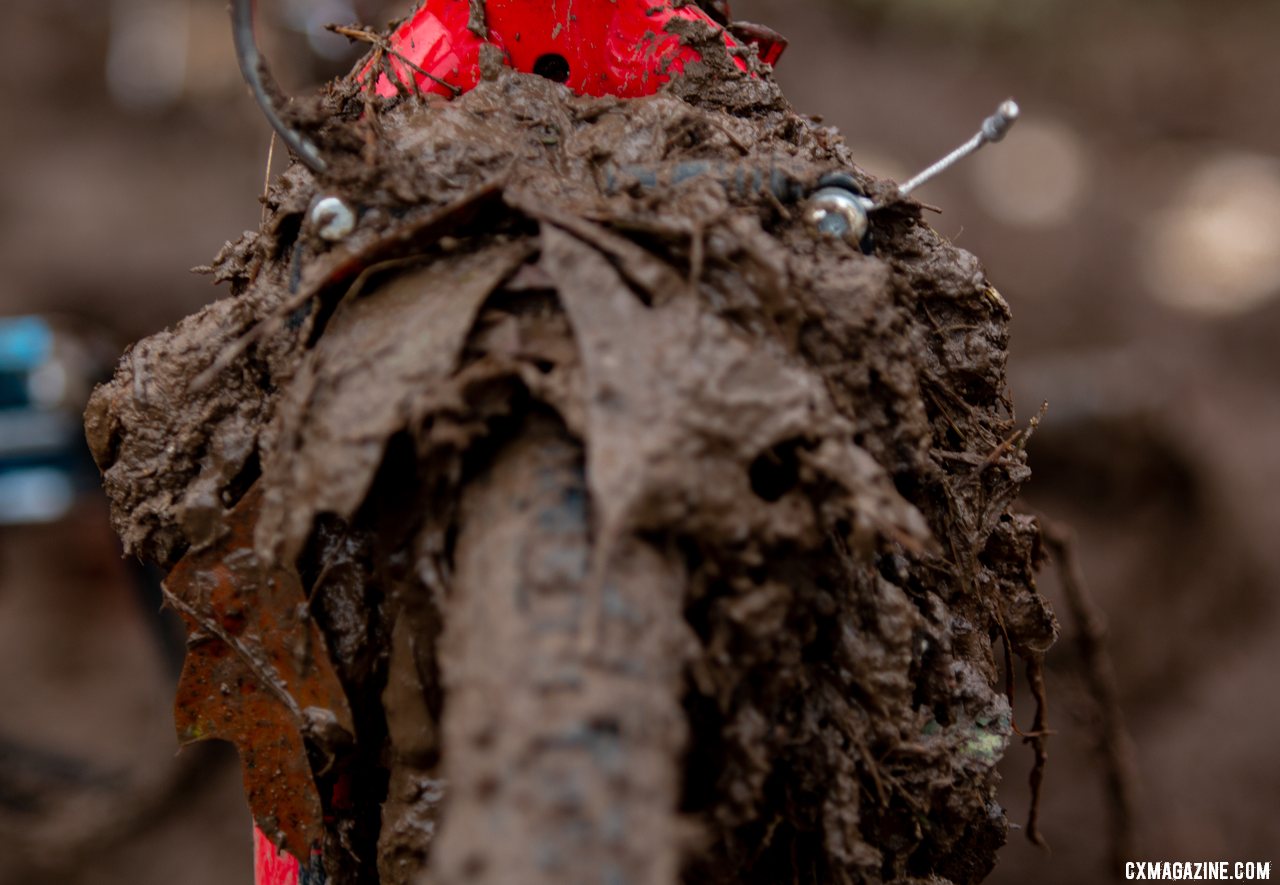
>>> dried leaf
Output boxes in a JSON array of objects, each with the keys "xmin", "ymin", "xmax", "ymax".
[
  {"xmin": 167, "ymin": 485, "xmax": 353, "ymax": 858},
  {"xmin": 258, "ymin": 241, "xmax": 534, "ymax": 563}
]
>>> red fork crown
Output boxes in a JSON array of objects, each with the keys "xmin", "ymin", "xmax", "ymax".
[{"xmin": 365, "ymin": 0, "xmax": 785, "ymax": 99}]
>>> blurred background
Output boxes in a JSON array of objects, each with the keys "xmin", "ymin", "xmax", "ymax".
[{"xmin": 1, "ymin": 0, "xmax": 1276, "ymax": 881}]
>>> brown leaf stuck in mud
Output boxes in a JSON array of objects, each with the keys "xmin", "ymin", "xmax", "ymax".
[
  {"xmin": 166, "ymin": 485, "xmax": 353, "ymax": 858},
  {"xmin": 256, "ymin": 241, "xmax": 534, "ymax": 564},
  {"xmin": 539, "ymin": 223, "xmax": 932, "ymax": 557}
]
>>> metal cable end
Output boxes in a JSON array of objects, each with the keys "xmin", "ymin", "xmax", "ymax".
[
  {"xmin": 894, "ymin": 98, "xmax": 1023, "ymax": 201},
  {"xmin": 231, "ymin": 0, "xmax": 328, "ymax": 175},
  {"xmin": 981, "ymin": 100, "xmax": 1020, "ymax": 144}
]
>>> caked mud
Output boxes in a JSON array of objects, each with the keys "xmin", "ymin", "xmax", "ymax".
[{"xmin": 86, "ymin": 32, "xmax": 1055, "ymax": 885}]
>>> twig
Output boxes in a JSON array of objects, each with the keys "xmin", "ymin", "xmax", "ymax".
[
  {"xmin": 1041, "ymin": 519, "xmax": 1140, "ymax": 867},
  {"xmin": 983, "ymin": 401, "xmax": 1048, "ymax": 468},
  {"xmin": 994, "ymin": 612, "xmax": 1053, "ymax": 740},
  {"xmin": 261, "ymin": 131, "xmax": 277, "ymax": 227},
  {"xmin": 328, "ymin": 23, "xmax": 462, "ymax": 96},
  {"xmin": 1025, "ymin": 652, "xmax": 1051, "ymax": 849}
]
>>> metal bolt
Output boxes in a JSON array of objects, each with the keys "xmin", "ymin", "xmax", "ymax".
[
  {"xmin": 805, "ymin": 99, "xmax": 1024, "ymax": 249},
  {"xmin": 310, "ymin": 196, "xmax": 356, "ymax": 242},
  {"xmin": 804, "ymin": 186, "xmax": 872, "ymax": 248}
]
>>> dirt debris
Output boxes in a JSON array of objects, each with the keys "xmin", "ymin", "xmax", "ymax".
[{"xmin": 87, "ymin": 31, "xmax": 1054, "ymax": 884}]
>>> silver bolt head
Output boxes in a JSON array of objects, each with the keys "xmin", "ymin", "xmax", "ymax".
[
  {"xmin": 310, "ymin": 195, "xmax": 356, "ymax": 242},
  {"xmin": 804, "ymin": 187, "xmax": 871, "ymax": 248}
]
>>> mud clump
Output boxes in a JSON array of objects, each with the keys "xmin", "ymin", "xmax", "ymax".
[{"xmin": 86, "ymin": 45, "xmax": 1055, "ymax": 885}]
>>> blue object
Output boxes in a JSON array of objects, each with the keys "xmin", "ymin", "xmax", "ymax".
[
  {"xmin": 0, "ymin": 315, "xmax": 97, "ymax": 524},
  {"xmin": 0, "ymin": 316, "xmax": 54, "ymax": 372}
]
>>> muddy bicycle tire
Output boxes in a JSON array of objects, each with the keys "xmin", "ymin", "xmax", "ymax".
[{"xmin": 430, "ymin": 412, "xmax": 690, "ymax": 885}]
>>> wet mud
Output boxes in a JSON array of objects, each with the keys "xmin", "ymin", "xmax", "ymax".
[{"xmin": 87, "ymin": 27, "xmax": 1054, "ymax": 885}]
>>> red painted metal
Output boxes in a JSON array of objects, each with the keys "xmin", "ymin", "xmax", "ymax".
[
  {"xmin": 733, "ymin": 23, "xmax": 787, "ymax": 66},
  {"xmin": 255, "ymin": 826, "xmax": 302, "ymax": 885},
  {"xmin": 365, "ymin": 0, "xmax": 776, "ymax": 100}
]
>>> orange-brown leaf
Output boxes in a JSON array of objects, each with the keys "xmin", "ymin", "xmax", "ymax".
[{"xmin": 166, "ymin": 484, "xmax": 352, "ymax": 859}]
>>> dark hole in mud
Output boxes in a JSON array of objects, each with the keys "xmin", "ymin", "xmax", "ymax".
[
  {"xmin": 310, "ymin": 433, "xmax": 452, "ymax": 881},
  {"xmin": 801, "ymin": 611, "xmax": 839, "ymax": 663},
  {"xmin": 304, "ymin": 284, "xmax": 354, "ymax": 348},
  {"xmin": 677, "ymin": 537, "xmax": 706, "ymax": 575},
  {"xmin": 450, "ymin": 382, "xmax": 539, "ymax": 500},
  {"xmin": 288, "ymin": 240, "xmax": 305, "ymax": 295},
  {"xmin": 272, "ymin": 212, "xmax": 304, "ymax": 259},
  {"xmin": 876, "ymin": 552, "xmax": 910, "ymax": 586},
  {"xmin": 463, "ymin": 288, "xmax": 570, "ymax": 374},
  {"xmin": 676, "ymin": 688, "xmax": 724, "ymax": 813},
  {"xmin": 476, "ymin": 289, "xmax": 563, "ymax": 333},
  {"xmin": 833, "ymin": 516, "xmax": 852, "ymax": 542},
  {"xmin": 892, "ymin": 470, "xmax": 922, "ymax": 507},
  {"xmin": 725, "ymin": 764, "xmax": 828, "ymax": 884},
  {"xmin": 749, "ymin": 439, "xmax": 802, "ymax": 502},
  {"xmin": 299, "ymin": 514, "xmax": 352, "ymax": 595},
  {"xmin": 94, "ymin": 416, "xmax": 124, "ymax": 473},
  {"xmin": 220, "ymin": 447, "xmax": 261, "ymax": 510},
  {"xmin": 357, "ymin": 432, "xmax": 426, "ymax": 540},
  {"xmin": 533, "ymin": 53, "xmax": 571, "ymax": 84},
  {"xmin": 682, "ymin": 581, "xmax": 717, "ymax": 645},
  {"xmin": 442, "ymin": 520, "xmax": 460, "ymax": 577},
  {"xmin": 483, "ymin": 288, "xmax": 560, "ymax": 316}
]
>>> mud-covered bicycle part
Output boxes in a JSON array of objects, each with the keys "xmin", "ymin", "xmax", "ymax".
[
  {"xmin": 230, "ymin": 0, "xmax": 1016, "ymax": 254},
  {"xmin": 89, "ymin": 25, "xmax": 1057, "ymax": 883},
  {"xmin": 232, "ymin": 0, "xmax": 327, "ymax": 174},
  {"xmin": 427, "ymin": 412, "xmax": 689, "ymax": 884},
  {"xmin": 228, "ymin": 0, "xmax": 750, "ymax": 177}
]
